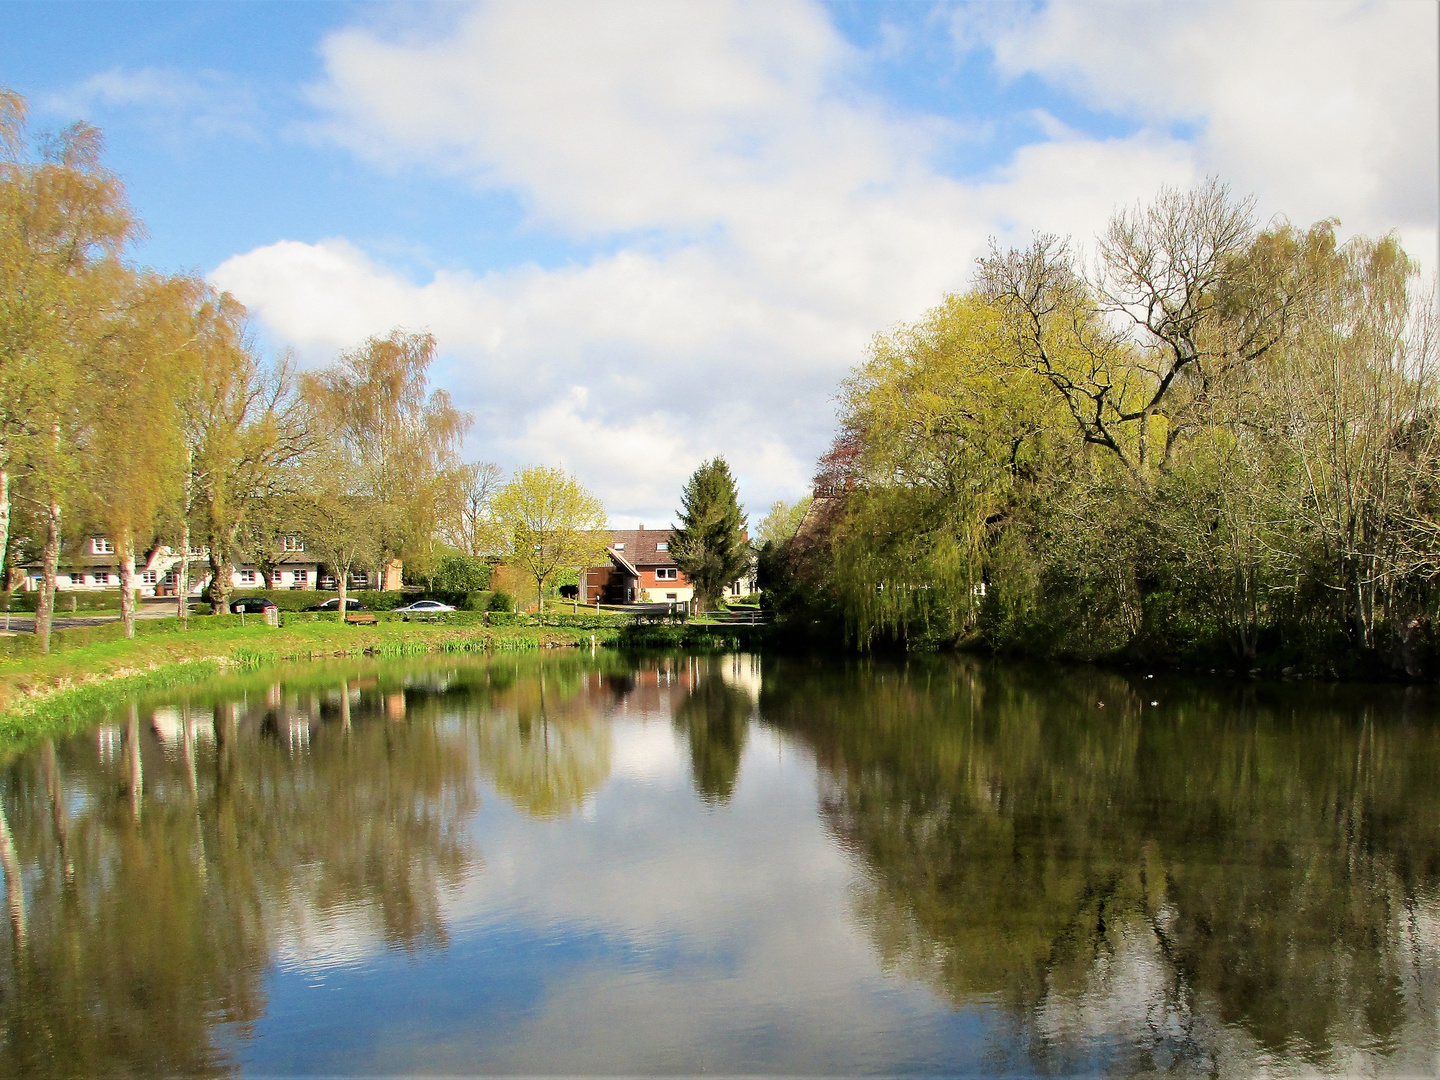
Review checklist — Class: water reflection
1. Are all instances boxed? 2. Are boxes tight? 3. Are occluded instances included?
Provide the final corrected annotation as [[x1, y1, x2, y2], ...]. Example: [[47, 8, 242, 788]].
[[762, 658, 1440, 1075], [0, 652, 1435, 1075]]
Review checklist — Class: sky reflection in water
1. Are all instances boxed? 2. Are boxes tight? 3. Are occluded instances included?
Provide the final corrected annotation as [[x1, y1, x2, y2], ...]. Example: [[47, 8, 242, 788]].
[[1, 653, 1438, 1076]]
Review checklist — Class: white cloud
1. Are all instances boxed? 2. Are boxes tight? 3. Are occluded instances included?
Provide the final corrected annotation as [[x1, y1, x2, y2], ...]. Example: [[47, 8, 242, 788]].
[[212, 0, 1436, 523], [45, 66, 264, 143], [956, 0, 1439, 257]]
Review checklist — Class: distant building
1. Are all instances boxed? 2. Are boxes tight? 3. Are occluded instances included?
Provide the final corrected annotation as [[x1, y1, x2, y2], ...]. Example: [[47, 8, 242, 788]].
[[22, 536, 401, 594], [580, 529, 753, 607]]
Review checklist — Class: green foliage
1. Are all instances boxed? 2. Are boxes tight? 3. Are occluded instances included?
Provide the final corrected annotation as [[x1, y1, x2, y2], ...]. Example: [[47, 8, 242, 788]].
[[772, 183, 1440, 677], [670, 457, 751, 611], [755, 498, 810, 545], [425, 553, 492, 593], [492, 465, 608, 613], [487, 590, 514, 612]]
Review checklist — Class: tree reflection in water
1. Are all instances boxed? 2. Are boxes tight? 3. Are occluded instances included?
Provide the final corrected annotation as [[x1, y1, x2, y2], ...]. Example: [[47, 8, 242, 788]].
[[0, 656, 615, 1076], [760, 656, 1440, 1074], [0, 652, 1436, 1075], [673, 656, 753, 805]]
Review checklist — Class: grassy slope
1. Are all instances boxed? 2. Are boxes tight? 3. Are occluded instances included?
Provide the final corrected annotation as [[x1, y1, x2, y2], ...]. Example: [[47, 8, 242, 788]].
[[0, 620, 616, 744]]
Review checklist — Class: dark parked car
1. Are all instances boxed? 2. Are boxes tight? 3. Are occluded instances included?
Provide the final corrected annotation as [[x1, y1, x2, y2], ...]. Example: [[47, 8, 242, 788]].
[[230, 597, 278, 614], [304, 597, 366, 612]]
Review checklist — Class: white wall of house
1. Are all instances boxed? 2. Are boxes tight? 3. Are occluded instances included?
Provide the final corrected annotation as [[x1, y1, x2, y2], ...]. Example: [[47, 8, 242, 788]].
[[24, 535, 389, 594]]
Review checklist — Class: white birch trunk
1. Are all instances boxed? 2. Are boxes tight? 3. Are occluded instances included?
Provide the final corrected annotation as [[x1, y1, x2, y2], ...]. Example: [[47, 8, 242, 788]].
[[119, 530, 137, 639]]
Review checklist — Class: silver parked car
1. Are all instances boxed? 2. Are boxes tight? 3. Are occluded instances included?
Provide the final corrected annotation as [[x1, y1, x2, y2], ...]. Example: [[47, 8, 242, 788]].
[[393, 599, 457, 614]]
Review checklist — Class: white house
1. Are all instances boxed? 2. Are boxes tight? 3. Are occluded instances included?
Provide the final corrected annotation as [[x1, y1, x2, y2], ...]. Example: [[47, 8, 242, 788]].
[[23, 536, 399, 595]]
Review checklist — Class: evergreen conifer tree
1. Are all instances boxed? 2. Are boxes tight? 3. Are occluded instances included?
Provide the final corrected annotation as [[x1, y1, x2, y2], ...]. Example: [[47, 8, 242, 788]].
[[670, 457, 750, 611]]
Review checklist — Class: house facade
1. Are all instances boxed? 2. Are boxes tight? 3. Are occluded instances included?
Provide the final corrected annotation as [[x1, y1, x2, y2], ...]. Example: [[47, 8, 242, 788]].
[[580, 529, 754, 607], [23, 536, 401, 595]]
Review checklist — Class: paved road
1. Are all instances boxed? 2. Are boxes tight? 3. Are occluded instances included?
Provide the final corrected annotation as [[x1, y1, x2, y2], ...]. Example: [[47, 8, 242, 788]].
[[0, 599, 191, 635]]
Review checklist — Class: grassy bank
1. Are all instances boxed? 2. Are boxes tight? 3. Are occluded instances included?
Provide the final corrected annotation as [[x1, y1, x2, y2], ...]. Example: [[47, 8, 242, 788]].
[[0, 619, 620, 744]]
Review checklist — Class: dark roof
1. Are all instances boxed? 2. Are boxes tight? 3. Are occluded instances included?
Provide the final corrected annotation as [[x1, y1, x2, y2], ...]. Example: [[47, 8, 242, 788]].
[[604, 529, 676, 567]]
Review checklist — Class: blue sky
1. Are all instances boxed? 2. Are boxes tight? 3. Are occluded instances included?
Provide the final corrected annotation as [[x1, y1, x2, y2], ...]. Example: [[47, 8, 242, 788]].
[[3, 1, 1436, 525]]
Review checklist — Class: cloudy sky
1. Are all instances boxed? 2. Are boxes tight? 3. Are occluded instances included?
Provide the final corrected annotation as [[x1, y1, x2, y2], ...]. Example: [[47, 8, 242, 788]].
[[3, 1, 1436, 526]]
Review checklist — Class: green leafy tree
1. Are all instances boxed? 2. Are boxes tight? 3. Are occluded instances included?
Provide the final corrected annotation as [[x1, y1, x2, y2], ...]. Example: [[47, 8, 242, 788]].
[[300, 330, 470, 583], [0, 90, 138, 650], [670, 457, 751, 611], [492, 466, 608, 613], [755, 497, 811, 546], [427, 552, 491, 594]]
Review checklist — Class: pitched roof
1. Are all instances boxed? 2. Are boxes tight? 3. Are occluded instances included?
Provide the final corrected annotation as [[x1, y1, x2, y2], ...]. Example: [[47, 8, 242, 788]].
[[603, 529, 677, 567]]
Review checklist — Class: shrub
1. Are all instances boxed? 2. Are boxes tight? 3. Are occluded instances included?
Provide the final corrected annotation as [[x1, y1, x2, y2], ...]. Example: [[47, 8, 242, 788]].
[[0, 590, 136, 613], [427, 554, 493, 593], [487, 591, 514, 612]]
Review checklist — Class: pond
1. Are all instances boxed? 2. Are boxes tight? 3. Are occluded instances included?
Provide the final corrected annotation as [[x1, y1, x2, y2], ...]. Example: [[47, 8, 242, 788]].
[[1, 652, 1437, 1076]]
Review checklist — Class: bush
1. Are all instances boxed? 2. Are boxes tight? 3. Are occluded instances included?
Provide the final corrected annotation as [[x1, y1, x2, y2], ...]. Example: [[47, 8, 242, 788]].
[[427, 554, 493, 594], [0, 590, 135, 613], [487, 591, 514, 612], [223, 589, 411, 612]]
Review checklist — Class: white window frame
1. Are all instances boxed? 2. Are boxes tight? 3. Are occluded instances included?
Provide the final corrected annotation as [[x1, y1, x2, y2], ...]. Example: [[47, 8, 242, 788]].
[[140, 570, 157, 586], [94, 572, 109, 586], [655, 542, 668, 551], [281, 536, 305, 553], [293, 569, 308, 584], [238, 569, 257, 584], [91, 537, 113, 554], [613, 543, 625, 551], [656, 567, 678, 581]]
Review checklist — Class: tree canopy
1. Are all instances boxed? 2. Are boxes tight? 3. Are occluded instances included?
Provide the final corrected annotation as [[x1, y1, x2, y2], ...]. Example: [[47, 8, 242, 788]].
[[670, 457, 751, 611]]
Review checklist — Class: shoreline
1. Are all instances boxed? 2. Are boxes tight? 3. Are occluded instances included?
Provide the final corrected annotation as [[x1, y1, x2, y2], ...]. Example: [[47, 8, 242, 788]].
[[0, 621, 617, 749]]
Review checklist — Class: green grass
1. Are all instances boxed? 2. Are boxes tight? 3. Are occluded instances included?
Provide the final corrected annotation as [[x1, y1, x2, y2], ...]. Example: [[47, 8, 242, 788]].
[[0, 618, 620, 746]]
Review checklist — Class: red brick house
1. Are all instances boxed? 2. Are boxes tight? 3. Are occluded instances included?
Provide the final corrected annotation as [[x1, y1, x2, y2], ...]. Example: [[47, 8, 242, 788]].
[[582, 530, 693, 606]]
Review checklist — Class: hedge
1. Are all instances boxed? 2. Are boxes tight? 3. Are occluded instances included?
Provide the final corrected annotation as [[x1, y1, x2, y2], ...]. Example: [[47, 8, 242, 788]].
[[0, 612, 259, 658]]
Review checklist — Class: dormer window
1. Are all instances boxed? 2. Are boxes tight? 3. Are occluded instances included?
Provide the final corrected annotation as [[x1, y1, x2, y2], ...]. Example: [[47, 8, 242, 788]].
[[656, 542, 668, 551], [613, 543, 625, 551], [91, 537, 113, 555], [281, 536, 305, 552]]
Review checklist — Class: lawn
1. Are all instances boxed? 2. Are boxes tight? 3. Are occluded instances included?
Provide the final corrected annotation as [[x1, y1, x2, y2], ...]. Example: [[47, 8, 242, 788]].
[[0, 618, 618, 746]]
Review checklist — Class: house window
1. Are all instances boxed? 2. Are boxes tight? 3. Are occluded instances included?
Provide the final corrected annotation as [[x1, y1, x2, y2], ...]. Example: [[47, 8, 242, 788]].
[[272, 572, 285, 587], [187, 545, 205, 557], [281, 536, 304, 552], [293, 569, 308, 584], [666, 593, 677, 601], [141, 571, 157, 586], [656, 542, 667, 551], [655, 567, 677, 581], [70, 573, 84, 585], [94, 572, 109, 586], [319, 574, 336, 590], [91, 537, 113, 554], [613, 543, 624, 551], [238, 569, 257, 584]]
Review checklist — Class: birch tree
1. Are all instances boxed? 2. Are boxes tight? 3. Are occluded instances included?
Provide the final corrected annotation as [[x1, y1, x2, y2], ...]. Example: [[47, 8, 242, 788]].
[[0, 90, 138, 650]]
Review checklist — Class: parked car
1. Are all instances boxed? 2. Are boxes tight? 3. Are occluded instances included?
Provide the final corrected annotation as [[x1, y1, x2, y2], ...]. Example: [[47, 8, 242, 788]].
[[230, 597, 277, 614], [304, 597, 366, 612], [393, 600, 456, 614]]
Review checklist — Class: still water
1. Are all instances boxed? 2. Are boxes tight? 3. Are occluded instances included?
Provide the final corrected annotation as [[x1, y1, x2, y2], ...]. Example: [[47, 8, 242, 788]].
[[1, 652, 1438, 1076]]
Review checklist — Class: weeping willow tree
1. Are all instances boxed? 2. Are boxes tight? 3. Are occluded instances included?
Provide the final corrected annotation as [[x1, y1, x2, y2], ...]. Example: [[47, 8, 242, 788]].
[[824, 293, 1070, 647]]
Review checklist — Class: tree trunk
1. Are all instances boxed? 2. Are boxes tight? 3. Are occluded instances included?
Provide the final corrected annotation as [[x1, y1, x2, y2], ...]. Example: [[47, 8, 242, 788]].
[[35, 499, 61, 654], [337, 564, 349, 624], [176, 518, 190, 619], [177, 447, 193, 619], [205, 541, 231, 615], [0, 467, 10, 594], [535, 573, 544, 614], [119, 530, 137, 639]]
